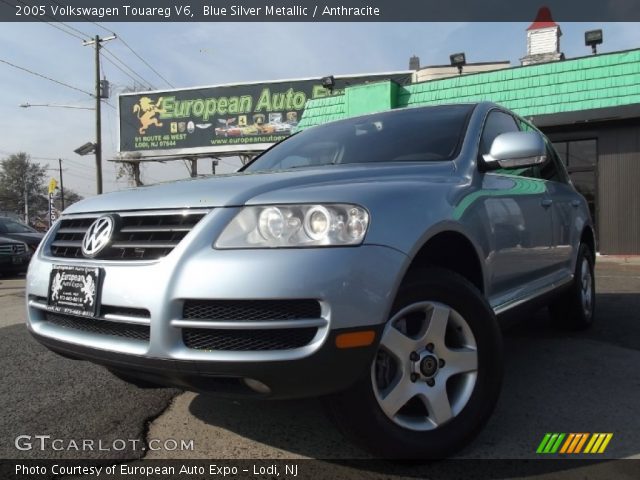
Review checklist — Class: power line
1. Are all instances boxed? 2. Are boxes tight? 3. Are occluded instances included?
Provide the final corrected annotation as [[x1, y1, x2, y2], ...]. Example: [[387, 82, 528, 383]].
[[1, 0, 87, 42], [43, 0, 173, 88], [0, 58, 94, 97], [101, 47, 156, 89], [42, 21, 86, 41], [58, 21, 92, 40], [86, 20, 114, 36], [100, 53, 144, 89], [47, 0, 114, 35], [118, 37, 175, 88]]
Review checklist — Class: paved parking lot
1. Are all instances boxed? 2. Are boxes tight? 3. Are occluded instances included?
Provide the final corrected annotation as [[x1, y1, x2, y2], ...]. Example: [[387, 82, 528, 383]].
[[1, 258, 639, 478]]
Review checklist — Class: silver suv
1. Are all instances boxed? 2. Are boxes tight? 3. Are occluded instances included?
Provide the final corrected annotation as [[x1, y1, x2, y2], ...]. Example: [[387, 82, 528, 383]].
[[26, 103, 595, 459]]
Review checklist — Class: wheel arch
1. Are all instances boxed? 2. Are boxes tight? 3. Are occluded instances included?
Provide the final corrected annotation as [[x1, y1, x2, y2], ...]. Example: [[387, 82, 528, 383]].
[[581, 226, 596, 262], [403, 228, 486, 295]]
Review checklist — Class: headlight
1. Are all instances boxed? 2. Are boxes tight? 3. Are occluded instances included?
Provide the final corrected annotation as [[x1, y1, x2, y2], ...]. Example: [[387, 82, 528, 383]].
[[215, 204, 370, 248]]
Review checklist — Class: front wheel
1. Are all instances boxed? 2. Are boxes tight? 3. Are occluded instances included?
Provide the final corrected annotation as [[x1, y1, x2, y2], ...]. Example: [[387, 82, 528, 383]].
[[325, 268, 503, 459]]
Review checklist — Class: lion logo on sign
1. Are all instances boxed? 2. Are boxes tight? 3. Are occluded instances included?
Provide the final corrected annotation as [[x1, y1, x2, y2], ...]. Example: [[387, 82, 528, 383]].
[[133, 97, 164, 135], [50, 272, 63, 301], [81, 274, 95, 306]]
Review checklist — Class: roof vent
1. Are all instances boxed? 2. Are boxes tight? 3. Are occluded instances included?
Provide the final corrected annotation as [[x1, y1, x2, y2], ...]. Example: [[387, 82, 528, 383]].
[[409, 55, 420, 70], [520, 6, 564, 65]]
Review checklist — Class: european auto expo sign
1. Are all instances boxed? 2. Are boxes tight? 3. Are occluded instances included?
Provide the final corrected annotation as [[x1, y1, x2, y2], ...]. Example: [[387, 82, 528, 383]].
[[118, 72, 411, 157]]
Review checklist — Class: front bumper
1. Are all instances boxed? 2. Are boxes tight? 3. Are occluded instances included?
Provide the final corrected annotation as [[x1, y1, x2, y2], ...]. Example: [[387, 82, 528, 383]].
[[29, 326, 382, 398], [0, 253, 30, 272], [26, 209, 407, 398]]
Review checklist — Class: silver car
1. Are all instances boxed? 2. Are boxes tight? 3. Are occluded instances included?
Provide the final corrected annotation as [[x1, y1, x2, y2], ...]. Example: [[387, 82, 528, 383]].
[[26, 102, 595, 459]]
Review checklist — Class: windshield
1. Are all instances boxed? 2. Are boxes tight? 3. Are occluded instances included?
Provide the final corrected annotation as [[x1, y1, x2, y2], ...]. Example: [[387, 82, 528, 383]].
[[0, 218, 36, 233], [245, 104, 473, 172]]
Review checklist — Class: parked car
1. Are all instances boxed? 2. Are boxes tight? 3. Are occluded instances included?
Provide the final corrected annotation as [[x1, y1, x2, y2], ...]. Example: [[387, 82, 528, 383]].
[[0, 216, 44, 253], [0, 236, 30, 275], [25, 103, 595, 459], [240, 124, 260, 136]]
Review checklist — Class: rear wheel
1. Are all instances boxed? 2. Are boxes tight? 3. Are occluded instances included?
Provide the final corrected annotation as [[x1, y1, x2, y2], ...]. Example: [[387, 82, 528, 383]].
[[549, 243, 595, 330], [325, 268, 503, 459]]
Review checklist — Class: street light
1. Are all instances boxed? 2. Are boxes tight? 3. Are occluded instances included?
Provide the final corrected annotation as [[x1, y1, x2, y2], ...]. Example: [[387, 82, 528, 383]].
[[585, 29, 603, 55], [20, 103, 95, 110], [321, 75, 336, 93], [450, 52, 466, 75], [74, 142, 97, 156]]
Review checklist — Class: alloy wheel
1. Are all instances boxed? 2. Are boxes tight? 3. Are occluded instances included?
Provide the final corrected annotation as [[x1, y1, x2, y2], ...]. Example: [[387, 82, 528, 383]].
[[371, 301, 478, 431]]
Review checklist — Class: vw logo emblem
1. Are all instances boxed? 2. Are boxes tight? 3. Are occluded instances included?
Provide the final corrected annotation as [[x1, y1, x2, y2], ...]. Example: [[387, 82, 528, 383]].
[[81, 215, 117, 257]]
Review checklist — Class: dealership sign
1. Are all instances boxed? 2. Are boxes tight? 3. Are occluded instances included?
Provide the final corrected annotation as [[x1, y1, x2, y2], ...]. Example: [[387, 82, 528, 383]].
[[118, 72, 411, 157]]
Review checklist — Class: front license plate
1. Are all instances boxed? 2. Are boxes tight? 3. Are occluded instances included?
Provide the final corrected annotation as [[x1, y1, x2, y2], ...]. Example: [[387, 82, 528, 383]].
[[48, 265, 101, 317], [12, 256, 24, 265]]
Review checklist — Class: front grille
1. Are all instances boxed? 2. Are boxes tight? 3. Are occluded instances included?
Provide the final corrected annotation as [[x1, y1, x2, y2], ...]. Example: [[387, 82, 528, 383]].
[[0, 243, 26, 255], [45, 312, 150, 341], [50, 210, 209, 260], [182, 327, 317, 351], [183, 300, 321, 321]]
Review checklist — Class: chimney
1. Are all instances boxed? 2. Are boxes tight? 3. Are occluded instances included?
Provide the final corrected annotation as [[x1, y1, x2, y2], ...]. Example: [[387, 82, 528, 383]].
[[520, 7, 564, 66], [409, 55, 420, 70]]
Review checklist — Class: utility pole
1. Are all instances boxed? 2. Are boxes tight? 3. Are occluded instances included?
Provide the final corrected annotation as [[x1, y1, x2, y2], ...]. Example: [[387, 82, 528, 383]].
[[24, 156, 29, 225], [58, 158, 65, 210], [83, 34, 116, 195]]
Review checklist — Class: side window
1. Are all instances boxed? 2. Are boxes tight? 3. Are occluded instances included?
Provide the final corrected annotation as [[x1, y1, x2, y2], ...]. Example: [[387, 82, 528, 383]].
[[540, 141, 568, 183], [479, 111, 520, 158], [514, 118, 566, 183]]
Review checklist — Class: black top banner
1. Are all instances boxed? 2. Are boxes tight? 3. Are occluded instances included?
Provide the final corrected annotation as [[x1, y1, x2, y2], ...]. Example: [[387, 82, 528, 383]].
[[118, 73, 412, 157], [1, 0, 640, 22]]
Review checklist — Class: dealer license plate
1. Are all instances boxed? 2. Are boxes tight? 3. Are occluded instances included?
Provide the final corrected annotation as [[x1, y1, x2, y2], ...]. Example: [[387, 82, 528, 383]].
[[47, 265, 101, 317]]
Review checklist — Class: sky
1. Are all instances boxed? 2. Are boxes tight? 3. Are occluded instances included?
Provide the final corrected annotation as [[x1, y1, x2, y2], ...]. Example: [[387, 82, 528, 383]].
[[0, 21, 639, 200]]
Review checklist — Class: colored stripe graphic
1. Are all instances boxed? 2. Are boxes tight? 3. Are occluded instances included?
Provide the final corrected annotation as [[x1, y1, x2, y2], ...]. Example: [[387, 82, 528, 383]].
[[585, 433, 614, 454], [559, 433, 575, 454], [536, 433, 552, 453], [567, 433, 584, 453], [597, 434, 613, 453], [536, 433, 565, 454], [538, 433, 613, 454], [584, 434, 599, 453], [574, 433, 589, 453]]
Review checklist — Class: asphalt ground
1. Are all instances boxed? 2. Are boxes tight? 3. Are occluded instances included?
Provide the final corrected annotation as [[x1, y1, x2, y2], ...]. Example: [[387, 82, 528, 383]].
[[1, 258, 639, 479]]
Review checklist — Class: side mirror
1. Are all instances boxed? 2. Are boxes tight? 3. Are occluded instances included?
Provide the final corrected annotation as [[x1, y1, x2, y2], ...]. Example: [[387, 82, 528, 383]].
[[483, 131, 546, 170]]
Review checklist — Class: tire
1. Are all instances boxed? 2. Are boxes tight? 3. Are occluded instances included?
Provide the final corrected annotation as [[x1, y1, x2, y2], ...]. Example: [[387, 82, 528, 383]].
[[549, 243, 595, 330], [325, 267, 503, 459]]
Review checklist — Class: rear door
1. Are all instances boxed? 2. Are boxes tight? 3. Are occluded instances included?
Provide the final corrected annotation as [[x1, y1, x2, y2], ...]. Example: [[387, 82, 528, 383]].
[[518, 120, 578, 274]]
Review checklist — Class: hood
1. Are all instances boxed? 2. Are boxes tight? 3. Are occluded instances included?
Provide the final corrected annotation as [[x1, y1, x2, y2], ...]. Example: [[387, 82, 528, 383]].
[[2, 232, 43, 246], [64, 163, 456, 214], [0, 235, 24, 245]]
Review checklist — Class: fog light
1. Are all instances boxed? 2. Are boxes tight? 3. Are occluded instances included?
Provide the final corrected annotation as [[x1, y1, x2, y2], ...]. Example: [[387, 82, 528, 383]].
[[244, 378, 271, 394]]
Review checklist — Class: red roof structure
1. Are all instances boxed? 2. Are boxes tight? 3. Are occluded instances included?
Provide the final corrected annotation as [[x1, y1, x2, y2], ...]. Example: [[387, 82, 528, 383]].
[[527, 6, 558, 30]]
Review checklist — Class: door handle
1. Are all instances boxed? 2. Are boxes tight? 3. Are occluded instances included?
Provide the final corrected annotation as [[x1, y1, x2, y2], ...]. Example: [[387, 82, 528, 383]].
[[571, 200, 581, 208], [541, 199, 553, 208]]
